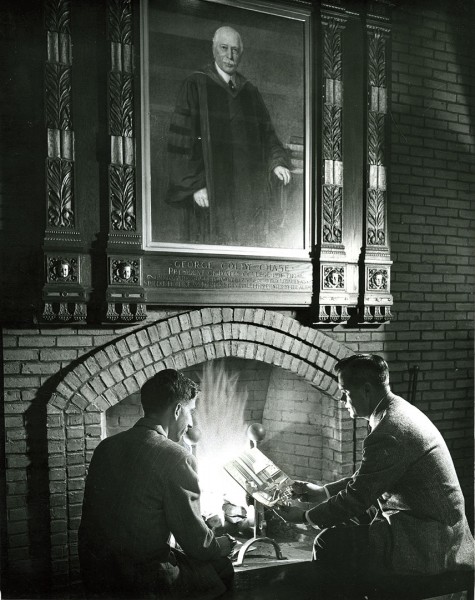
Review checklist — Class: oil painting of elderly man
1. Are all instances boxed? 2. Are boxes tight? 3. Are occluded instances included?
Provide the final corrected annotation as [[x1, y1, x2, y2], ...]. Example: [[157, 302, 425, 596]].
[[146, 0, 306, 252]]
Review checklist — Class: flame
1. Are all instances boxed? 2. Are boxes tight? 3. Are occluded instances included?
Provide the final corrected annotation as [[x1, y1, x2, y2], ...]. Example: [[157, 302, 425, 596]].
[[194, 361, 249, 518]]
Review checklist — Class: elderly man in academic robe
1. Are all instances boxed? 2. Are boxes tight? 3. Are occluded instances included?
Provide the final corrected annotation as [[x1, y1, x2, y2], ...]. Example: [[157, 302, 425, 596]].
[[166, 26, 291, 247]]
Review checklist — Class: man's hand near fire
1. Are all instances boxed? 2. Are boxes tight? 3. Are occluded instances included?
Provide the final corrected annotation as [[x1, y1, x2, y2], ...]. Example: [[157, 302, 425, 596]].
[[291, 481, 328, 505], [274, 481, 330, 525]]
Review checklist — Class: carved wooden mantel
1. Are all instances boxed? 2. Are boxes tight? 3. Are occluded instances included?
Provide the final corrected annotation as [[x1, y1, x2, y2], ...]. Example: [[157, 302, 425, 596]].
[[41, 0, 393, 325]]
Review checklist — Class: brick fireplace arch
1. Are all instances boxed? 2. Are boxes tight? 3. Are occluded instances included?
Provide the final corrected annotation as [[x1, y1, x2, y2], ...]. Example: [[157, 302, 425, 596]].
[[46, 308, 352, 587]]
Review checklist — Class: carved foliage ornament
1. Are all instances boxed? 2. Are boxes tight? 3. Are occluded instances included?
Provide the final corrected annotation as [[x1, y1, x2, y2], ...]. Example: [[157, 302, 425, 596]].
[[318, 304, 350, 323], [108, 0, 132, 45], [367, 189, 386, 245], [323, 105, 342, 161], [322, 186, 342, 244], [368, 112, 385, 165], [47, 158, 74, 228], [110, 164, 136, 230], [323, 20, 343, 80], [106, 302, 146, 322], [368, 32, 386, 88], [45, 63, 72, 131], [109, 72, 134, 137], [44, 0, 71, 33], [321, 16, 344, 251]]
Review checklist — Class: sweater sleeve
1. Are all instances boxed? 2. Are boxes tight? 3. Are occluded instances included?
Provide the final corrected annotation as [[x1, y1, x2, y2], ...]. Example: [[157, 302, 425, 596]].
[[307, 432, 406, 528], [325, 477, 352, 497], [163, 453, 221, 561]]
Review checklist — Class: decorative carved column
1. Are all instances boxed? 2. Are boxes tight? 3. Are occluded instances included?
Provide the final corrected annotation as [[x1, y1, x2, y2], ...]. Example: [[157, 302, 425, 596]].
[[360, 3, 393, 323], [316, 5, 352, 324], [42, 0, 90, 322], [105, 0, 146, 322]]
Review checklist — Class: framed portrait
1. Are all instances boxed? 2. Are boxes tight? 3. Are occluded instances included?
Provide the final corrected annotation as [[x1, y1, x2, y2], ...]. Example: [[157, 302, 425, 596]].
[[139, 0, 313, 305]]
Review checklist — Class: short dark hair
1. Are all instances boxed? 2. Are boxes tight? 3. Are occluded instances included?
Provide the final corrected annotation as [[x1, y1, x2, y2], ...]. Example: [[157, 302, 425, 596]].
[[141, 369, 199, 415], [335, 354, 389, 387]]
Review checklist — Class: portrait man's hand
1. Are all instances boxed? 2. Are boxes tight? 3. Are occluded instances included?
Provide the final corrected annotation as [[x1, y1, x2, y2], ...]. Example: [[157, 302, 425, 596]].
[[193, 187, 209, 208], [292, 481, 328, 505], [273, 166, 291, 185]]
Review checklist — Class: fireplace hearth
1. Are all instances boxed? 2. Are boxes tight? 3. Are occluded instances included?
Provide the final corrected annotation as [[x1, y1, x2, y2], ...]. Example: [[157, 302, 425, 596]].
[[44, 308, 362, 589]]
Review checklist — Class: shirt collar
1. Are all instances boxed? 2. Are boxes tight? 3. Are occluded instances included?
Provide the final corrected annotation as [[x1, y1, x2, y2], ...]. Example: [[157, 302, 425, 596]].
[[215, 62, 233, 85], [369, 391, 391, 431], [134, 417, 167, 437]]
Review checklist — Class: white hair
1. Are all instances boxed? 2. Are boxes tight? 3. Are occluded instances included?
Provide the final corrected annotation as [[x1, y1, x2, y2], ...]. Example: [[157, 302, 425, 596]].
[[212, 26, 243, 51]]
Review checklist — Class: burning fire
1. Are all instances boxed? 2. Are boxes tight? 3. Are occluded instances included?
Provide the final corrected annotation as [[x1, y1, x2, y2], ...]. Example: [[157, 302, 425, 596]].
[[192, 361, 249, 520]]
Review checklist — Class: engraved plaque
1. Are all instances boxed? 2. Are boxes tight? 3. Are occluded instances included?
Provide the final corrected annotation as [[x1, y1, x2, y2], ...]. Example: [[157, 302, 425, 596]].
[[143, 255, 313, 306]]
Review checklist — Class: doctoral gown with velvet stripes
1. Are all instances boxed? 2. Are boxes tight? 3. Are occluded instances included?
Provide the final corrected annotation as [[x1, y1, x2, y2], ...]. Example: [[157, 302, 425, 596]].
[[166, 64, 290, 247]]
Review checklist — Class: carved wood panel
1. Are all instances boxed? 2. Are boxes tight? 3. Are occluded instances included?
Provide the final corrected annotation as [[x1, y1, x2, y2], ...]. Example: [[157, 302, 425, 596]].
[[42, 0, 90, 322], [105, 0, 146, 322], [38, 0, 393, 327], [360, 12, 393, 323], [316, 8, 352, 324]]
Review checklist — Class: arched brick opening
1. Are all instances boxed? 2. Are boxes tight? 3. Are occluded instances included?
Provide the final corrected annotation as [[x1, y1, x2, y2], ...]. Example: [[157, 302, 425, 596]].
[[46, 308, 352, 587]]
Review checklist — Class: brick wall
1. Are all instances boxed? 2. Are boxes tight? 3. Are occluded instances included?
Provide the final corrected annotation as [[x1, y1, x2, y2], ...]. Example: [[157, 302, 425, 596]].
[[3, 309, 348, 593], [261, 368, 364, 483], [2, 1, 473, 596], [107, 358, 272, 438], [106, 356, 359, 500], [327, 1, 474, 512]]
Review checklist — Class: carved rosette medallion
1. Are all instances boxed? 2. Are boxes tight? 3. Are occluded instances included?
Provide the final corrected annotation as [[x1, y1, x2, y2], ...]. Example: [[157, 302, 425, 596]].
[[42, 0, 90, 322], [318, 263, 350, 323], [106, 256, 147, 322], [316, 10, 351, 325], [47, 256, 78, 283], [360, 14, 393, 324], [105, 0, 146, 322], [109, 258, 140, 284], [43, 253, 88, 322], [367, 267, 389, 291]]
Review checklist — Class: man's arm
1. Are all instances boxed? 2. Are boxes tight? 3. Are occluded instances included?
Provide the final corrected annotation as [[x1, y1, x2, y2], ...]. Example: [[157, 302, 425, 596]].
[[278, 433, 405, 527], [325, 477, 352, 497], [276, 478, 350, 525], [307, 432, 406, 528], [164, 453, 222, 561]]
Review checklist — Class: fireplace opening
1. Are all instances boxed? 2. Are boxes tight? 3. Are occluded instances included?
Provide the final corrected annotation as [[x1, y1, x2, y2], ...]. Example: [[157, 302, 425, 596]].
[[45, 310, 359, 585], [104, 357, 355, 563]]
